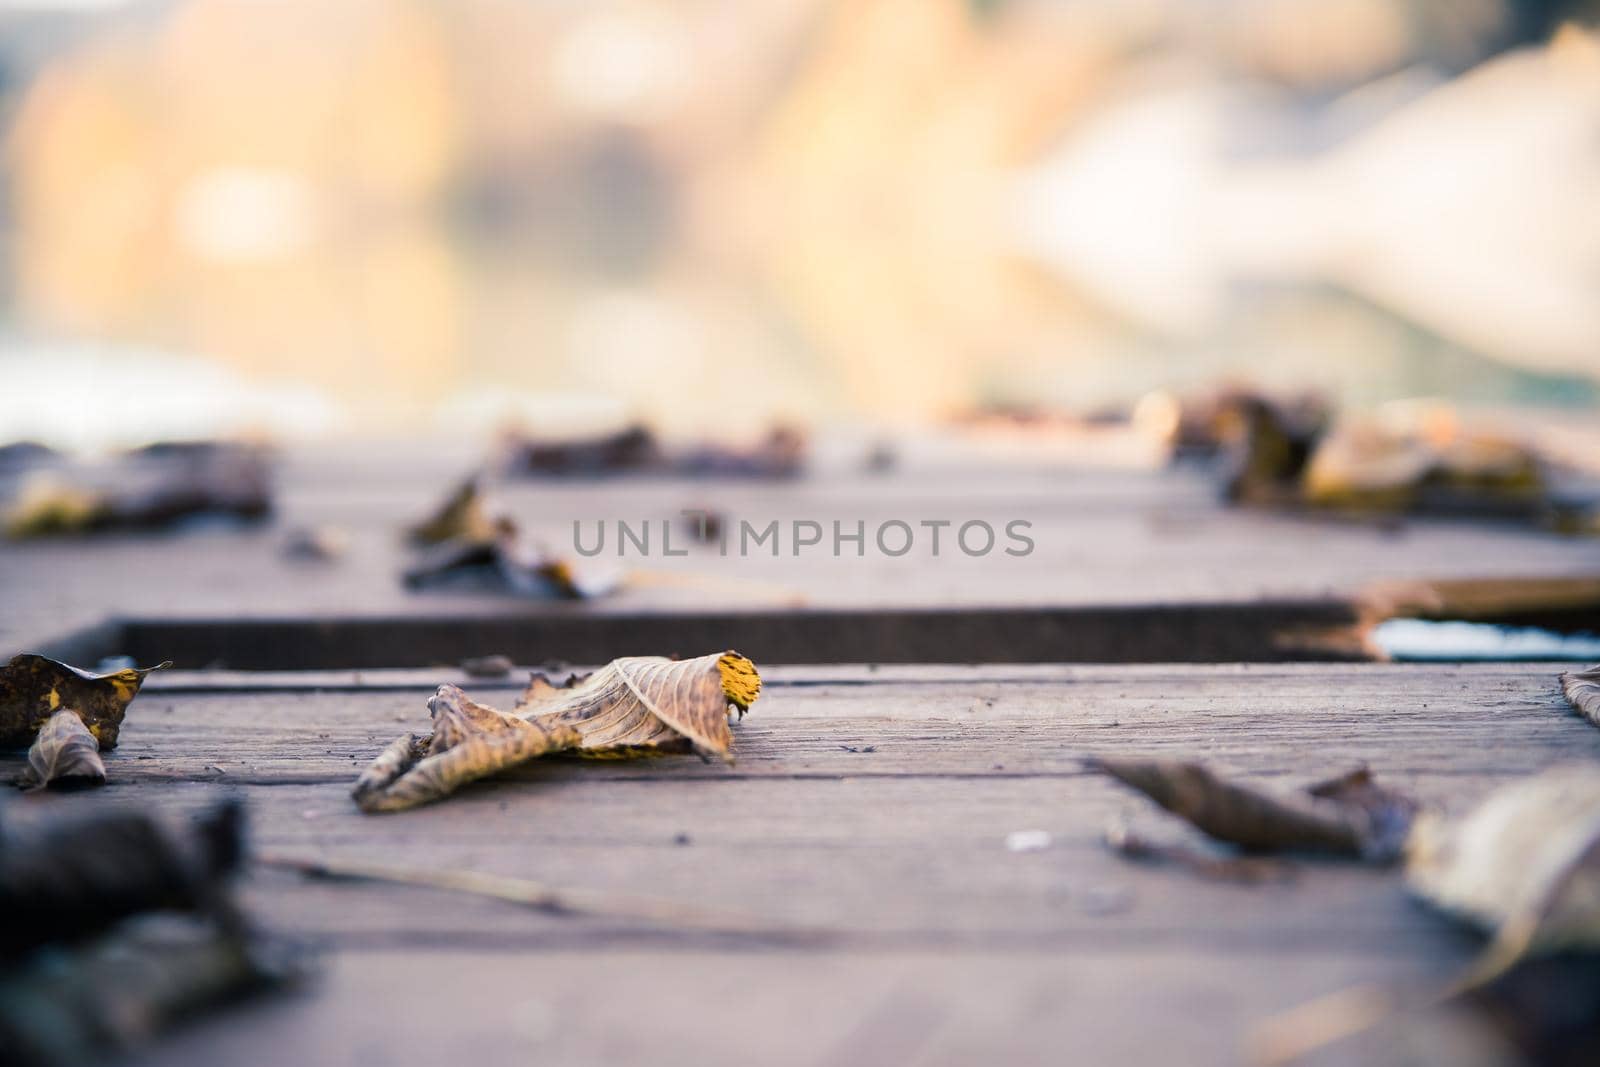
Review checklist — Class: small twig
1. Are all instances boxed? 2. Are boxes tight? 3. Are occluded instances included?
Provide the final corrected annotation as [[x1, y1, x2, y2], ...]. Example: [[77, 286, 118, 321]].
[[257, 852, 830, 943]]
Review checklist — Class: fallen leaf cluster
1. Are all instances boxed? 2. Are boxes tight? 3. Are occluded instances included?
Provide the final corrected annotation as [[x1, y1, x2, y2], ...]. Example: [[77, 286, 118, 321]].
[[3, 441, 273, 540], [1184, 391, 1573, 525], [1, 654, 169, 790]]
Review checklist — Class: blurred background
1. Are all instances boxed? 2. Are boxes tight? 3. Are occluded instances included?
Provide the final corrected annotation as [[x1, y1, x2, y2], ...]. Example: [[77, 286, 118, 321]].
[[1, 0, 1598, 451]]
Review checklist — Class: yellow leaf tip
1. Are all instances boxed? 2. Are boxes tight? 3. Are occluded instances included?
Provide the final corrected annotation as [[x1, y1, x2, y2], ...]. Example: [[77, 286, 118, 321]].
[[717, 651, 761, 712]]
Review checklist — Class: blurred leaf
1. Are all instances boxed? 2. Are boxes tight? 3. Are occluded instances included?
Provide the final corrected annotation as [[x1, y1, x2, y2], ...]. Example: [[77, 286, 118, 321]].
[[17, 709, 106, 791], [1091, 758, 1417, 862], [402, 515, 619, 599], [3, 443, 271, 539], [497, 424, 805, 480], [1408, 765, 1600, 976], [406, 476, 494, 547], [353, 650, 760, 812], [0, 654, 169, 750], [1302, 421, 1545, 517], [0, 800, 243, 959], [0, 800, 295, 1066]]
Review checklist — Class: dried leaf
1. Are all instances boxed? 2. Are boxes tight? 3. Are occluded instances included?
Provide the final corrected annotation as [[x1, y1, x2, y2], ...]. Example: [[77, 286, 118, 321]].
[[17, 709, 106, 791], [1302, 416, 1545, 517], [675, 425, 806, 479], [1258, 766, 1600, 1063], [402, 516, 620, 599], [0, 654, 170, 750], [499, 424, 662, 476], [1407, 765, 1600, 975], [353, 651, 760, 812], [1561, 664, 1600, 727], [498, 423, 806, 480], [520, 651, 760, 755], [1215, 392, 1328, 505], [406, 476, 495, 546], [3, 442, 271, 539], [1090, 758, 1417, 862]]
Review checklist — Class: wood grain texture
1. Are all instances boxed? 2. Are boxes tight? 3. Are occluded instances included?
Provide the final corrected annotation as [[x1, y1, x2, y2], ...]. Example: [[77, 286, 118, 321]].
[[0, 663, 1590, 1064]]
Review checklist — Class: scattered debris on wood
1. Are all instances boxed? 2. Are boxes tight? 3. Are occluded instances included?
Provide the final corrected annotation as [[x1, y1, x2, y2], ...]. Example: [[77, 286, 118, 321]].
[[496, 423, 806, 479], [459, 654, 515, 678], [679, 506, 726, 544], [1091, 758, 1417, 862], [281, 524, 349, 562], [0, 654, 169, 751], [352, 650, 760, 812], [498, 424, 662, 476], [2, 442, 273, 539]]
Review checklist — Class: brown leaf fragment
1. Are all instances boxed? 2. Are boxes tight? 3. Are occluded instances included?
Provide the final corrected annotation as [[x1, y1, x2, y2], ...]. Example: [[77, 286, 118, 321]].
[[497, 423, 806, 480], [18, 709, 106, 791], [353, 651, 760, 812], [0, 654, 171, 750], [675, 424, 807, 479], [351, 691, 581, 814], [499, 424, 662, 476], [406, 476, 495, 546], [1089, 757, 1417, 862], [1561, 664, 1600, 727]]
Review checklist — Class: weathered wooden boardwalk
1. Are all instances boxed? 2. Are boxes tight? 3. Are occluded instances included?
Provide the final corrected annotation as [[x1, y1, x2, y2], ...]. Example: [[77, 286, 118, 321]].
[[3, 447, 1599, 1064], [1, 663, 1594, 1064]]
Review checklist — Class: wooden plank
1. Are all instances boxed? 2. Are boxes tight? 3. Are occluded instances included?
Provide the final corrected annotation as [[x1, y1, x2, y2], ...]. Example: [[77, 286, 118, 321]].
[[6, 455, 1598, 660], [10, 662, 1584, 786], [6, 662, 1581, 1065], [123, 946, 1453, 1067]]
